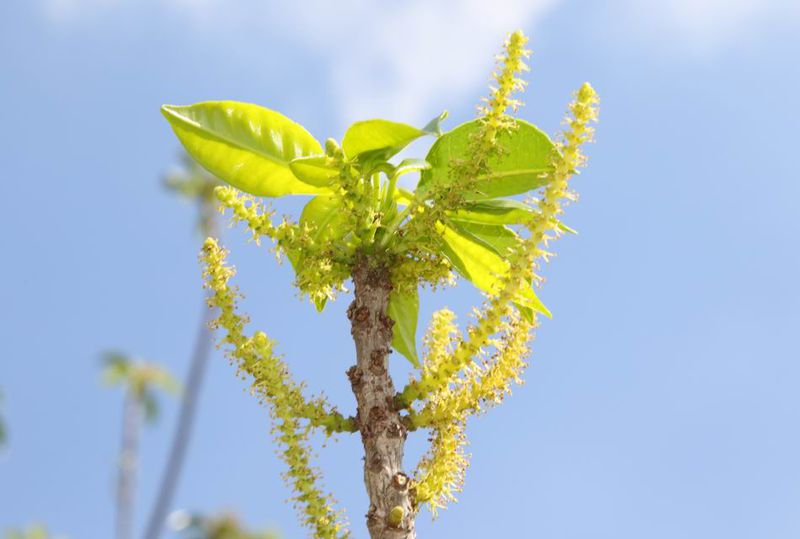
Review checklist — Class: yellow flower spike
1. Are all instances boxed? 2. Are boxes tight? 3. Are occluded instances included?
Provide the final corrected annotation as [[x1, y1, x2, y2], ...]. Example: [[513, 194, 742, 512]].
[[420, 309, 460, 379], [200, 238, 351, 538], [214, 186, 277, 243], [415, 312, 535, 427], [398, 273, 522, 405], [397, 30, 532, 253], [400, 83, 599, 411], [413, 419, 469, 516], [528, 82, 599, 250], [215, 186, 351, 307]]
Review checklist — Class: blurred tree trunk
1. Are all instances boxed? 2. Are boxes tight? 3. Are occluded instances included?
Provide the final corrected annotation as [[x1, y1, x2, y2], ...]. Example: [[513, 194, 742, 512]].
[[117, 391, 141, 539]]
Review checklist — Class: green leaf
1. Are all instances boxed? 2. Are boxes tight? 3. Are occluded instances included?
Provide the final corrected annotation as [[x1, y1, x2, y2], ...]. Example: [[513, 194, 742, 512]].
[[452, 199, 577, 236], [392, 158, 431, 180], [387, 287, 420, 367], [437, 222, 508, 295], [422, 110, 449, 136], [437, 223, 551, 318], [289, 155, 341, 187], [450, 221, 519, 258], [298, 195, 346, 312], [450, 222, 550, 319], [393, 188, 414, 206], [342, 119, 428, 162], [161, 101, 329, 197], [449, 198, 536, 225], [419, 119, 556, 200], [300, 195, 346, 243]]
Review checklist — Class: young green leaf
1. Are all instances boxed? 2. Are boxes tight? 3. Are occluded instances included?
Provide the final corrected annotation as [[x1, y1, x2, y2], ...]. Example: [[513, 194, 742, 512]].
[[452, 199, 577, 238], [342, 118, 436, 162], [437, 223, 550, 318], [449, 198, 536, 225], [393, 159, 431, 179], [300, 195, 346, 243], [437, 222, 508, 295], [422, 110, 449, 136], [161, 101, 329, 197], [449, 221, 519, 258], [419, 119, 556, 199], [289, 155, 341, 187], [393, 188, 414, 206], [297, 195, 347, 312], [387, 287, 420, 367]]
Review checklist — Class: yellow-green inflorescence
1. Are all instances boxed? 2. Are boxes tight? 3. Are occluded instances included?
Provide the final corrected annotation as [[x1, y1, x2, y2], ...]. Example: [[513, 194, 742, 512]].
[[405, 70, 599, 514], [397, 30, 531, 258], [397, 30, 535, 407], [201, 238, 352, 538], [214, 186, 351, 308], [191, 28, 598, 530]]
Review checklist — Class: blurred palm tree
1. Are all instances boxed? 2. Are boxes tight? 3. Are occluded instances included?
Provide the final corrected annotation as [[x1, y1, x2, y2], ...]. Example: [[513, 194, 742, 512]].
[[162, 154, 222, 237], [143, 155, 222, 539], [102, 352, 178, 539]]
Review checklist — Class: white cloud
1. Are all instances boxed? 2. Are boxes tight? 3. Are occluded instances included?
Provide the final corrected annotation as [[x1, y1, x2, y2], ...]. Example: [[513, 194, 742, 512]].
[[283, 0, 562, 124], [616, 0, 800, 55], [40, 0, 560, 126], [44, 0, 798, 123]]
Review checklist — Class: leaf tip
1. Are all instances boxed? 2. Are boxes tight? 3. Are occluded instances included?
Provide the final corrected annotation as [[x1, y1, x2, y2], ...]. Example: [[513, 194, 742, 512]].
[[160, 104, 182, 124]]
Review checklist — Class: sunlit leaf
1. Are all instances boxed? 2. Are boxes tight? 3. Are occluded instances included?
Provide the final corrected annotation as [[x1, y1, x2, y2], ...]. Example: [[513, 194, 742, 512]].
[[298, 195, 347, 312], [449, 198, 535, 225], [300, 195, 346, 243], [450, 221, 519, 258], [387, 287, 420, 367], [437, 222, 506, 294], [162, 101, 329, 197], [342, 119, 432, 162], [419, 119, 556, 199], [437, 223, 550, 318], [393, 159, 431, 180], [422, 110, 449, 136], [393, 188, 414, 206], [289, 155, 341, 187]]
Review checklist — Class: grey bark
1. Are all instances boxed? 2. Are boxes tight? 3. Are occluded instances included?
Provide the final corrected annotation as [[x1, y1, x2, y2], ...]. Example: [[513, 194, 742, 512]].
[[347, 261, 416, 539]]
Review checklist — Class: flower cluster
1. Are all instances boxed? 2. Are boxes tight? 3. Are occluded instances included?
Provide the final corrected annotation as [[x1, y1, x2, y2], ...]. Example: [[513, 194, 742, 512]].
[[185, 28, 599, 533], [403, 78, 599, 514], [529, 82, 599, 251], [399, 30, 531, 257], [413, 419, 468, 516], [214, 186, 351, 308], [200, 238, 352, 538]]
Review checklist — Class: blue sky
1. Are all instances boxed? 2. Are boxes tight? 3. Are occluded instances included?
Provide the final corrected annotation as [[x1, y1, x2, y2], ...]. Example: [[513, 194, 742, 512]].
[[1, 0, 799, 537]]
